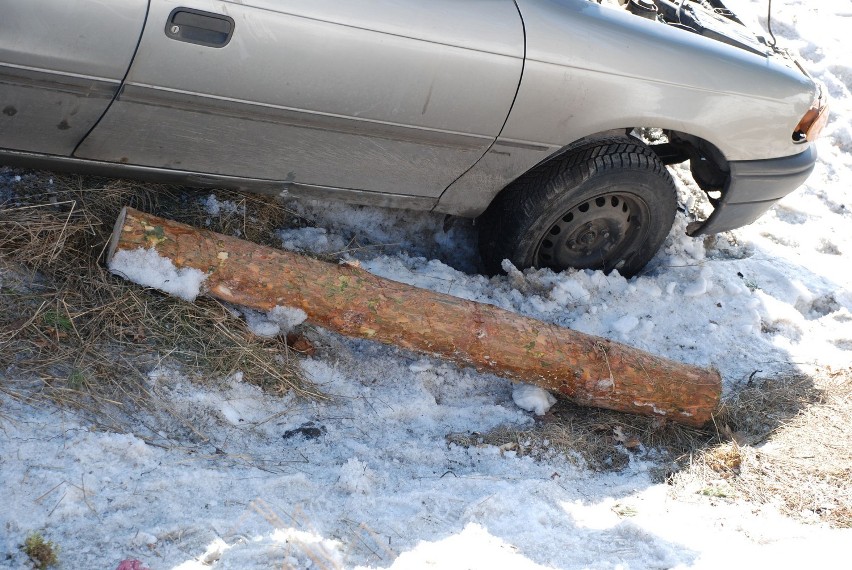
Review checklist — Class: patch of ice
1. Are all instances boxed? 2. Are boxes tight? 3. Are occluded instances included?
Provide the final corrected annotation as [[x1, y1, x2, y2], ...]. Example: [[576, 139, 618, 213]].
[[409, 360, 434, 373], [219, 402, 244, 425], [549, 277, 591, 305], [269, 305, 308, 330], [242, 309, 281, 337], [109, 247, 207, 301], [173, 538, 231, 569], [132, 532, 158, 547], [634, 278, 663, 298]]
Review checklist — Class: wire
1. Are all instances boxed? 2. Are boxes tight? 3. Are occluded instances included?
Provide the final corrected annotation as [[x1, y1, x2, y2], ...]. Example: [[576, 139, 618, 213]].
[[767, 0, 778, 47]]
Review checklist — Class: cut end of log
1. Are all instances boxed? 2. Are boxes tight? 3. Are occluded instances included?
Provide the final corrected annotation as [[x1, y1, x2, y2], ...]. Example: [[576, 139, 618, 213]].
[[106, 205, 129, 265]]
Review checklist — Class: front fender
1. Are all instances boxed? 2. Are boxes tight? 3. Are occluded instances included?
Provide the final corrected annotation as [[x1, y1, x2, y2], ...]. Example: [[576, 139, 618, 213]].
[[506, 0, 816, 162]]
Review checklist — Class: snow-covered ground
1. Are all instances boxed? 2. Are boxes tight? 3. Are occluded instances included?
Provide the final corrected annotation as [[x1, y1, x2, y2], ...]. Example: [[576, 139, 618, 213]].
[[2, 1, 852, 568]]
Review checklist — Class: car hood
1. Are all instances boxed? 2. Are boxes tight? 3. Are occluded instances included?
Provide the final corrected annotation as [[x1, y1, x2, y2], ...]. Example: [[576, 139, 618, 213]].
[[597, 0, 774, 57]]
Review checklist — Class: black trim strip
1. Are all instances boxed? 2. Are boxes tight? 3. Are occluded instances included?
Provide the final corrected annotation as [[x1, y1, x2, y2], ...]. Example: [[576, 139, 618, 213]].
[[0, 148, 281, 191], [0, 63, 117, 98], [0, 148, 439, 211]]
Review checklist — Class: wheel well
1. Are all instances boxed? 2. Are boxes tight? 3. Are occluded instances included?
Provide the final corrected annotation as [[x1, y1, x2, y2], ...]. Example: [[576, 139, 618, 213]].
[[660, 130, 730, 194], [530, 128, 730, 194], [468, 128, 730, 226], [528, 127, 731, 208]]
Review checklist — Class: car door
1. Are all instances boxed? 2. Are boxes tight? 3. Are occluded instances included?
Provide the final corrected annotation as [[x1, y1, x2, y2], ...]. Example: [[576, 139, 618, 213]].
[[0, 0, 149, 155], [74, 0, 524, 199]]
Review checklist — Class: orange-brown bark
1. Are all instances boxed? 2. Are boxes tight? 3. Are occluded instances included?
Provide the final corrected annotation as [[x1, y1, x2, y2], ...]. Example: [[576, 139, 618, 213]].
[[109, 207, 721, 426]]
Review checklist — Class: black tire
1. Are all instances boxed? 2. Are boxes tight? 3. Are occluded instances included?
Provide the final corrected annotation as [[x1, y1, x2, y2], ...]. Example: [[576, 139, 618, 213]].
[[478, 137, 677, 278]]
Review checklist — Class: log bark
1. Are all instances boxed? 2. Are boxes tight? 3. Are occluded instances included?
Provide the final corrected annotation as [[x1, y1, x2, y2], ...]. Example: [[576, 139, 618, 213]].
[[108, 207, 721, 426]]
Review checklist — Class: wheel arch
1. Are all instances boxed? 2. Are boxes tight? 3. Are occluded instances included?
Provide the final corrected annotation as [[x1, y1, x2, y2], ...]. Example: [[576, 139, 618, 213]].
[[435, 126, 730, 219], [523, 127, 732, 192], [476, 133, 679, 276]]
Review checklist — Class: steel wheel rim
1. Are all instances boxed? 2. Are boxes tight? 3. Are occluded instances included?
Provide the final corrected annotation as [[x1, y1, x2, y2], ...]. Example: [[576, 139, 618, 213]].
[[535, 192, 651, 273]]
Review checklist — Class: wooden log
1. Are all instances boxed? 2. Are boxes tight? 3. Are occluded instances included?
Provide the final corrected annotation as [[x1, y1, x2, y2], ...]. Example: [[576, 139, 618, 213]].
[[108, 207, 721, 426]]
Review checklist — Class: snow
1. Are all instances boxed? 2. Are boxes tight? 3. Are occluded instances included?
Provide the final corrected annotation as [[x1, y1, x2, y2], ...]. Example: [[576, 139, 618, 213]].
[[3, 1, 852, 568], [611, 314, 640, 334], [278, 226, 348, 256], [109, 247, 208, 302], [512, 384, 558, 415], [203, 194, 242, 218], [240, 305, 308, 338]]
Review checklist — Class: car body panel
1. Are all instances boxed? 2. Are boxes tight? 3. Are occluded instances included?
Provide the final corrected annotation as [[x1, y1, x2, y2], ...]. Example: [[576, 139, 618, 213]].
[[435, 0, 817, 216], [0, 0, 821, 246], [0, 0, 148, 155], [434, 138, 561, 216], [74, 0, 524, 197], [503, 0, 813, 161]]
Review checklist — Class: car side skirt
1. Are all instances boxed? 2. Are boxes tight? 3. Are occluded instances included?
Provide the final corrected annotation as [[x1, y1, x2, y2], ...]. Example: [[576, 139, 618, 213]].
[[0, 64, 119, 155], [0, 149, 438, 211]]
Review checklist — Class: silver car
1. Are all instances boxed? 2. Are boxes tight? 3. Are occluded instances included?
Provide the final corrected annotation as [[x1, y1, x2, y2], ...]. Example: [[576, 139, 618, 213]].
[[0, 0, 828, 276]]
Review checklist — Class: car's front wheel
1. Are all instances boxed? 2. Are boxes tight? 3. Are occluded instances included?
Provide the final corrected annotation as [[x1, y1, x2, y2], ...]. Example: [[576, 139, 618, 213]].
[[479, 137, 677, 278]]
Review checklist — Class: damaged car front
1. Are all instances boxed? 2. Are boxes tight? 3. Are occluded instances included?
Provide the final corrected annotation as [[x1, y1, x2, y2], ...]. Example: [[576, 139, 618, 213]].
[[605, 0, 829, 235], [473, 0, 828, 274], [589, 0, 826, 235]]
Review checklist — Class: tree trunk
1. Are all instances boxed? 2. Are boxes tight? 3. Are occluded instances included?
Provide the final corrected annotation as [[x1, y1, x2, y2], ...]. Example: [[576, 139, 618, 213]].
[[108, 207, 721, 426]]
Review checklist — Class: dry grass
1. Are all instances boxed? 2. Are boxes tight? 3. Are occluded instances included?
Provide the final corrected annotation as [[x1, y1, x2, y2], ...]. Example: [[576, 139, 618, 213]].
[[675, 369, 852, 528], [449, 398, 713, 473], [450, 369, 852, 528], [0, 170, 321, 429]]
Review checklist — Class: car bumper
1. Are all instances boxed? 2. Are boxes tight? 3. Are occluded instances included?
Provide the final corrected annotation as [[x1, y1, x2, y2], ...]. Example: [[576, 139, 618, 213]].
[[688, 145, 817, 236]]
